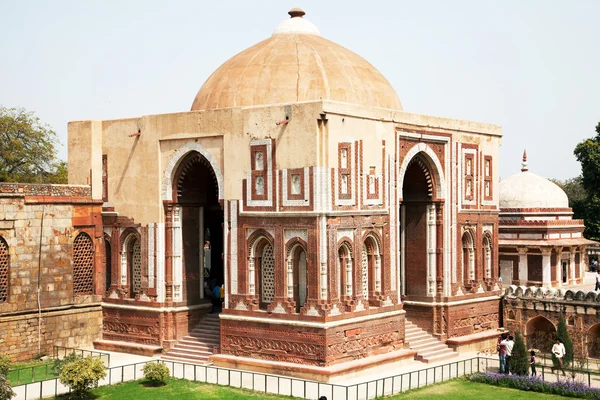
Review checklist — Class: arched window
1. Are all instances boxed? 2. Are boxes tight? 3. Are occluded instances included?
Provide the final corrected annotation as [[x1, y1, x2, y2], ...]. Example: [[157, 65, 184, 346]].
[[287, 243, 307, 313], [105, 238, 112, 292], [462, 230, 475, 283], [122, 233, 141, 299], [363, 235, 382, 300], [73, 233, 94, 295], [0, 237, 9, 302], [338, 243, 353, 298], [249, 236, 274, 311], [482, 233, 492, 280]]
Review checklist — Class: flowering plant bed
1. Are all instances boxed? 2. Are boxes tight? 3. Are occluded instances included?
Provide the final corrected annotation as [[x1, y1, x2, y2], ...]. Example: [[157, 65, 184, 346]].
[[469, 372, 600, 399]]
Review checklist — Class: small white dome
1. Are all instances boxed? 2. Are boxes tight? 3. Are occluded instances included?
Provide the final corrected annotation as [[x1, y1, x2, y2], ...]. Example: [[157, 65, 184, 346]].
[[272, 8, 321, 36], [499, 171, 568, 209]]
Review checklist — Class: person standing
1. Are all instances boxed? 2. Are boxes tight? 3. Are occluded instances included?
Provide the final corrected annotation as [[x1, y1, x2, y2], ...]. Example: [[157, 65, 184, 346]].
[[497, 333, 508, 373], [595, 269, 600, 292], [530, 350, 537, 377], [501, 335, 514, 373], [552, 339, 566, 376]]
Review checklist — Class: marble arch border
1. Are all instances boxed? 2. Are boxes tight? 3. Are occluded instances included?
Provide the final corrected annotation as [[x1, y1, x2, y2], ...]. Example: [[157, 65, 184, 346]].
[[398, 142, 446, 199], [161, 141, 224, 201]]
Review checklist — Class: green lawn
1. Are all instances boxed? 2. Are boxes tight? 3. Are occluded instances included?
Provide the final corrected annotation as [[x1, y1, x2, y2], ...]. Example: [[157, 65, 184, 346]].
[[52, 377, 578, 400], [387, 379, 575, 399], [59, 378, 303, 399], [8, 360, 58, 385]]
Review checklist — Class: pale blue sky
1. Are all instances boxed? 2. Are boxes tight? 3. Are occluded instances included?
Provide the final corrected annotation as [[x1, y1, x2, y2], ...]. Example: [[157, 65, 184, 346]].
[[1, 0, 599, 180]]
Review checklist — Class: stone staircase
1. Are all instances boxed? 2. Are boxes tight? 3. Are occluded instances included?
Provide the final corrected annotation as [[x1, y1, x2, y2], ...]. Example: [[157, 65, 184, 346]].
[[162, 313, 220, 364], [405, 320, 458, 363]]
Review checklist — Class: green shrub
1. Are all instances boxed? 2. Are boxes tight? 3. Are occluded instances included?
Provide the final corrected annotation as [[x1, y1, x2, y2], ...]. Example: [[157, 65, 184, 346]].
[[58, 356, 106, 398], [553, 316, 574, 368], [509, 331, 529, 376], [54, 352, 83, 375], [142, 362, 170, 385], [0, 355, 10, 377], [0, 375, 15, 400]]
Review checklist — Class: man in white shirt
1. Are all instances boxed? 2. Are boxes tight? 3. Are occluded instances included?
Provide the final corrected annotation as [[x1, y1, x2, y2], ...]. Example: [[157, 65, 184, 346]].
[[500, 335, 514, 373], [552, 339, 566, 375]]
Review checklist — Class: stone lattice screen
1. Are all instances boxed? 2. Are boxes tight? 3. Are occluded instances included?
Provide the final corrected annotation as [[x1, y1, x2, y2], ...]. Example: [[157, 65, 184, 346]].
[[73, 233, 94, 295], [0, 237, 8, 302]]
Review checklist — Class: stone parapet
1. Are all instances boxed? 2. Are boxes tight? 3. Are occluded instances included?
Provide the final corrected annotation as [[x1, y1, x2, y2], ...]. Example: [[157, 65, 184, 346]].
[[0, 183, 91, 198]]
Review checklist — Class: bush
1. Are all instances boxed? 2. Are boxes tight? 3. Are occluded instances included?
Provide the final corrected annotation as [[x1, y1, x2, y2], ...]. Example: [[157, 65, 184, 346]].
[[0, 375, 15, 400], [509, 331, 529, 376], [555, 316, 574, 367], [58, 356, 106, 398], [54, 352, 83, 375], [0, 355, 10, 377], [469, 372, 600, 399], [142, 362, 170, 385]]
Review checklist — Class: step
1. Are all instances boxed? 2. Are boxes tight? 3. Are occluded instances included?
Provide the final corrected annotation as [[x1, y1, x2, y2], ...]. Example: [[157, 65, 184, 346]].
[[418, 351, 459, 364], [410, 342, 448, 353], [176, 343, 214, 352], [162, 354, 210, 364], [417, 347, 456, 358], [182, 335, 220, 343], [167, 348, 213, 357]]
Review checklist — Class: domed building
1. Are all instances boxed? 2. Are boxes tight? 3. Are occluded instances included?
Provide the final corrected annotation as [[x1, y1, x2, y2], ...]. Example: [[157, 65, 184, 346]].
[[63, 9, 503, 378], [498, 151, 594, 287]]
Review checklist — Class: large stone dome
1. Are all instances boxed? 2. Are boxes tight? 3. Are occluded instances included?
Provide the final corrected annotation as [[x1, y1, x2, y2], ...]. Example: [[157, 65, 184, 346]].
[[191, 9, 402, 111], [499, 153, 568, 209]]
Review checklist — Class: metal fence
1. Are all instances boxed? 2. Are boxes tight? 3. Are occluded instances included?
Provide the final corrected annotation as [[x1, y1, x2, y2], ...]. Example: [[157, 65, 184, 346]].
[[11, 356, 600, 400], [8, 347, 110, 387], [52, 346, 111, 366]]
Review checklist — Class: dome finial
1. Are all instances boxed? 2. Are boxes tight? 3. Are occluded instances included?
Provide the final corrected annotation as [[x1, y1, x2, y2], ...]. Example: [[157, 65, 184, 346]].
[[521, 149, 528, 172], [288, 8, 306, 18]]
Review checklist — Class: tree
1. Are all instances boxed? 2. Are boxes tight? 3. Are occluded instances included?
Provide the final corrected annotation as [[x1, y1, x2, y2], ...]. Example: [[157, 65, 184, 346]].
[[509, 331, 529, 376], [0, 106, 66, 184], [553, 316, 574, 368], [58, 356, 106, 399], [549, 176, 586, 220], [574, 122, 600, 241]]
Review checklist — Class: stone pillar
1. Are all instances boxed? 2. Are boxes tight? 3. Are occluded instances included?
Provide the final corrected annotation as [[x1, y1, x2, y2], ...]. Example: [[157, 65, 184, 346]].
[[542, 248, 552, 287], [374, 255, 381, 292], [570, 247, 577, 285], [518, 247, 528, 285], [345, 258, 353, 296], [435, 203, 444, 295], [286, 257, 294, 299], [427, 204, 436, 296], [172, 206, 182, 302], [248, 256, 255, 295], [163, 202, 173, 302]]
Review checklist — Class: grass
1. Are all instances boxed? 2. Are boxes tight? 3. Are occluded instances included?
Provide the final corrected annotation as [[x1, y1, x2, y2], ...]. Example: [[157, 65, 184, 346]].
[[58, 378, 303, 399], [7, 359, 58, 385], [386, 379, 577, 399], [50, 377, 580, 400]]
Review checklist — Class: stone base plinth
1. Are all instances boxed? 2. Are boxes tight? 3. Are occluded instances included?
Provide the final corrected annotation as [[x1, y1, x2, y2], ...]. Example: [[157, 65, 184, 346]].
[[211, 349, 416, 383], [94, 339, 163, 356]]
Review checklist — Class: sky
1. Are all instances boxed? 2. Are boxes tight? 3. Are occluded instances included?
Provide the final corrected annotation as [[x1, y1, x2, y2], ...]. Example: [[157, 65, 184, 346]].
[[1, 0, 599, 181]]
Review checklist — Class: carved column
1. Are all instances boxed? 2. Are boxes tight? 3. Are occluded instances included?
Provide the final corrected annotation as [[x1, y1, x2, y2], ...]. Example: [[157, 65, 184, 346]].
[[427, 204, 436, 296], [435, 202, 444, 295], [570, 246, 577, 285], [163, 202, 173, 302], [375, 255, 381, 292], [541, 248, 552, 288], [518, 247, 528, 285], [286, 257, 294, 299]]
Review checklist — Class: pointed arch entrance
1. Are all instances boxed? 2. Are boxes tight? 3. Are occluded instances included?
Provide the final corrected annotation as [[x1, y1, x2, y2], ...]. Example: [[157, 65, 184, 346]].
[[399, 148, 445, 298], [172, 151, 223, 305]]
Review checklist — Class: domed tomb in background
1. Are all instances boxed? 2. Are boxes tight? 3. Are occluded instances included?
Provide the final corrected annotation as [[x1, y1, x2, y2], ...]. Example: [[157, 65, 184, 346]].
[[191, 8, 402, 111], [499, 151, 568, 209], [497, 151, 594, 288]]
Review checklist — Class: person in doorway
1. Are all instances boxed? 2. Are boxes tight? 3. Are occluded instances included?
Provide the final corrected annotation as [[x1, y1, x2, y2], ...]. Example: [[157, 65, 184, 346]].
[[530, 350, 537, 377], [551, 338, 566, 376], [595, 269, 600, 292], [211, 282, 222, 313], [501, 335, 514, 373], [497, 333, 508, 373]]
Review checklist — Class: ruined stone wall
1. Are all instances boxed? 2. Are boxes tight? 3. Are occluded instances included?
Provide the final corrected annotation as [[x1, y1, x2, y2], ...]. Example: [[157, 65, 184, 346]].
[[0, 184, 103, 361], [503, 285, 600, 357], [0, 305, 101, 361]]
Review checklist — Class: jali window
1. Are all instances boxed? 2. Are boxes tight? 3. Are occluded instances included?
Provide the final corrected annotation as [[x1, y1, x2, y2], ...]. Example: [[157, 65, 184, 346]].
[[73, 233, 94, 295]]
